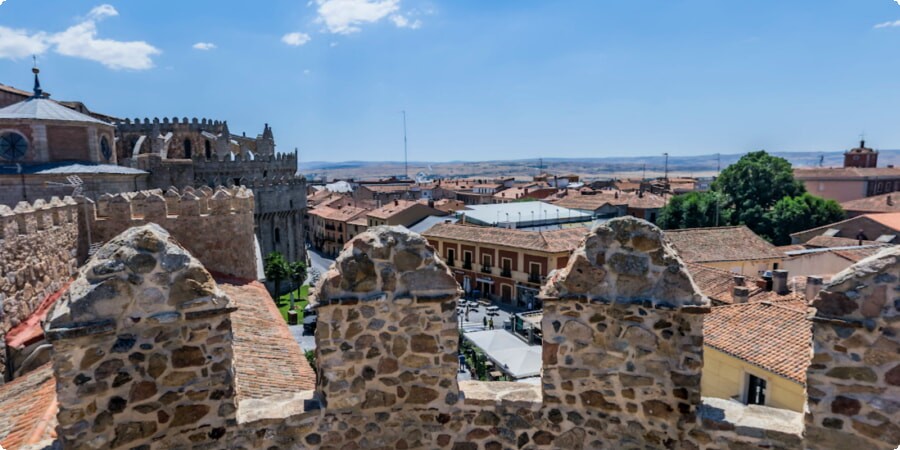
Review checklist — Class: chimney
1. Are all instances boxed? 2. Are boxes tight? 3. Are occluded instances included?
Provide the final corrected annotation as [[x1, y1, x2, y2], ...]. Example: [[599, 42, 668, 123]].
[[761, 274, 773, 292], [772, 270, 789, 295], [733, 275, 746, 287], [805, 276, 824, 303], [733, 286, 750, 304]]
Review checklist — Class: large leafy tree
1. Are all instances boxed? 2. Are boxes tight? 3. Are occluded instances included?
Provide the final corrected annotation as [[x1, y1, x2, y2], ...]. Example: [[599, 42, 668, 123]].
[[656, 191, 731, 229], [713, 150, 805, 226], [657, 151, 845, 244], [264, 251, 290, 300], [766, 193, 845, 245]]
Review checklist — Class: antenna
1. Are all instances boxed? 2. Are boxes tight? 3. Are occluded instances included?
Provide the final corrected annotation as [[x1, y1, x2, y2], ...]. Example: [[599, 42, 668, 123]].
[[402, 110, 408, 179]]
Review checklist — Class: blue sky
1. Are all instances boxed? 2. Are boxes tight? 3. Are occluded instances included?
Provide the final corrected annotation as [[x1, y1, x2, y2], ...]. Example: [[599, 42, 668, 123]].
[[0, 0, 899, 162]]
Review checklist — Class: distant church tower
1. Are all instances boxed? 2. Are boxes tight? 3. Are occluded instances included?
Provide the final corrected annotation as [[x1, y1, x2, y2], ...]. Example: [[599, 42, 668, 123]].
[[844, 139, 878, 168]]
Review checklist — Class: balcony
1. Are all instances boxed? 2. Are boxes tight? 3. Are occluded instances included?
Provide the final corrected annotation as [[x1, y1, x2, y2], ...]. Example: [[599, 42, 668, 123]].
[[463, 260, 473, 270], [481, 265, 492, 274], [528, 273, 542, 283], [500, 267, 512, 278], [446, 258, 455, 267]]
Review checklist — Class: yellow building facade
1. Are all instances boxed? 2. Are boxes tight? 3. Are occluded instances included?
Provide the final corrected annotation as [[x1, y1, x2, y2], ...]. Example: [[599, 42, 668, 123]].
[[702, 346, 806, 413]]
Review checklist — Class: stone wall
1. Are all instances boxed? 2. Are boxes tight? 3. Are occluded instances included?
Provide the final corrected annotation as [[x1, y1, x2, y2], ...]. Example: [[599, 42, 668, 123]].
[[540, 217, 708, 446], [314, 226, 462, 410], [805, 246, 900, 449], [45, 224, 237, 449], [80, 186, 259, 280], [40, 218, 898, 449], [0, 196, 79, 382]]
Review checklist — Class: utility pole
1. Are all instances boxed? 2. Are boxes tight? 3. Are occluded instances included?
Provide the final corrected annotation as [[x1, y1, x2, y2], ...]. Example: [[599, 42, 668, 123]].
[[715, 153, 721, 227], [402, 110, 408, 179]]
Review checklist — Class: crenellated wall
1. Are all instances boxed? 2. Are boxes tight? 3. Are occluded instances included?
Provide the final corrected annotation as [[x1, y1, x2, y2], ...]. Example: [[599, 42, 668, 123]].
[[45, 224, 237, 449], [0, 196, 80, 383], [80, 186, 259, 280], [805, 246, 900, 449], [40, 218, 899, 449]]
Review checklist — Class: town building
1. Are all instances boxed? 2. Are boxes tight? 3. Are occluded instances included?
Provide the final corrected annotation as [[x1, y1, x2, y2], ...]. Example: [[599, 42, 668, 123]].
[[455, 201, 593, 228], [702, 299, 810, 412], [365, 199, 446, 227], [793, 140, 900, 202], [307, 205, 371, 255], [665, 226, 784, 275], [550, 189, 667, 222], [790, 212, 900, 245], [422, 222, 586, 307], [840, 192, 900, 217], [491, 184, 557, 203]]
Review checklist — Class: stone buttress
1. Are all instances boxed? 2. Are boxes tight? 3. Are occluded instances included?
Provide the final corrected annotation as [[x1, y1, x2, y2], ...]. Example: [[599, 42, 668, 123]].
[[540, 216, 709, 448], [45, 224, 238, 449], [805, 246, 900, 449], [313, 225, 462, 411]]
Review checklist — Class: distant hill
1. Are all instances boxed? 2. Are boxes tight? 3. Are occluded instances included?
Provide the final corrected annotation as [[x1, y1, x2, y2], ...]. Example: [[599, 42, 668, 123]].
[[299, 150, 900, 181]]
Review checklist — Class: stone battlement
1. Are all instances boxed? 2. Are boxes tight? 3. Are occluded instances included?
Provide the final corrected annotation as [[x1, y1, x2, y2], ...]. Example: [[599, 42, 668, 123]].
[[190, 151, 298, 165], [37, 218, 899, 449], [115, 116, 231, 129], [0, 196, 79, 239], [81, 186, 259, 280]]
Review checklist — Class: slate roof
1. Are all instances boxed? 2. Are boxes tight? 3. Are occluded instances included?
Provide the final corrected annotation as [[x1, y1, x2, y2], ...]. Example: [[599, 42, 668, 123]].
[[0, 363, 57, 449], [704, 300, 811, 384], [664, 226, 783, 263], [0, 97, 111, 125], [423, 223, 587, 253]]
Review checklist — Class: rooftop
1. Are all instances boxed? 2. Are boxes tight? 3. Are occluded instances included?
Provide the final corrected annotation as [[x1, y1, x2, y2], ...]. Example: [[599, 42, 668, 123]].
[[0, 363, 57, 450], [456, 201, 592, 226], [423, 222, 587, 253], [704, 300, 811, 384], [840, 192, 900, 214], [0, 96, 111, 126], [793, 166, 900, 180], [665, 226, 784, 263], [308, 205, 370, 222], [685, 263, 763, 304], [367, 199, 423, 219]]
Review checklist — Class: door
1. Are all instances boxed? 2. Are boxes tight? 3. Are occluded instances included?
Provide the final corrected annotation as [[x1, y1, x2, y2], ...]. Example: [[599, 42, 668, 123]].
[[746, 374, 767, 406]]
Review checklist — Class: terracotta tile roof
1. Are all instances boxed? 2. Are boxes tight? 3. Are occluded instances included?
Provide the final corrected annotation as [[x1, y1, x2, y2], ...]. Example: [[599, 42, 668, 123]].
[[423, 223, 587, 253], [432, 199, 466, 213], [308, 205, 370, 222], [831, 246, 886, 263], [665, 226, 783, 263], [0, 363, 58, 450], [5, 281, 71, 350], [840, 193, 900, 214], [361, 184, 414, 193], [685, 263, 763, 304], [368, 200, 421, 220], [776, 244, 807, 253], [865, 212, 900, 231], [704, 300, 811, 384], [493, 186, 556, 200], [804, 235, 877, 248], [794, 167, 900, 180], [551, 190, 666, 211], [220, 277, 316, 400]]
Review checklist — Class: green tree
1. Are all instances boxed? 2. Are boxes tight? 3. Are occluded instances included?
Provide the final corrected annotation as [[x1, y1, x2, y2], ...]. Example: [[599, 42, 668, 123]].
[[713, 150, 805, 226], [287, 260, 307, 309], [766, 193, 845, 245], [264, 251, 290, 299], [657, 191, 731, 229]]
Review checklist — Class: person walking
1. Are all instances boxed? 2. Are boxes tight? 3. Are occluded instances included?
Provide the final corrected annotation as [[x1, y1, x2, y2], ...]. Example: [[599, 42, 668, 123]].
[[488, 318, 494, 330], [483, 316, 488, 329]]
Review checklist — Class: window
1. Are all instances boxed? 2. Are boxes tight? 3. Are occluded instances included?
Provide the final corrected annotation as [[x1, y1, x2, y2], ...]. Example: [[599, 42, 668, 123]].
[[205, 140, 212, 159], [183, 139, 192, 158], [746, 374, 767, 406], [100, 136, 112, 161], [0, 131, 28, 161], [482, 254, 492, 267], [446, 248, 456, 265], [274, 227, 281, 244]]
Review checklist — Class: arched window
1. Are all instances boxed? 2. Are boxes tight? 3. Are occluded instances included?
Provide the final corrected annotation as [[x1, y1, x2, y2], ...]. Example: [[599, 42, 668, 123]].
[[205, 140, 212, 160], [0, 131, 28, 161], [183, 139, 192, 159], [100, 136, 112, 161], [274, 227, 281, 244]]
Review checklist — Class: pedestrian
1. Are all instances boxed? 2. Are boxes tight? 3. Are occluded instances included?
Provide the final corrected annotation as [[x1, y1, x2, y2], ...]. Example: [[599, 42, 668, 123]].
[[483, 316, 487, 328], [488, 318, 494, 330]]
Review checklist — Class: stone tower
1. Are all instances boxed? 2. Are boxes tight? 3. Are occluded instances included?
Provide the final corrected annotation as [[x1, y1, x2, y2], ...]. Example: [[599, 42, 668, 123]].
[[45, 224, 238, 449]]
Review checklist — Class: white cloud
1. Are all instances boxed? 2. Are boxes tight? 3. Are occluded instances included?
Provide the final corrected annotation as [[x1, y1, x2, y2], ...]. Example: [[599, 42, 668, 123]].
[[874, 19, 900, 28], [282, 32, 312, 46], [192, 42, 216, 51], [0, 27, 49, 59], [87, 4, 118, 19], [390, 14, 421, 29], [0, 4, 160, 70], [314, 0, 403, 34], [303, 69, 311, 75]]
